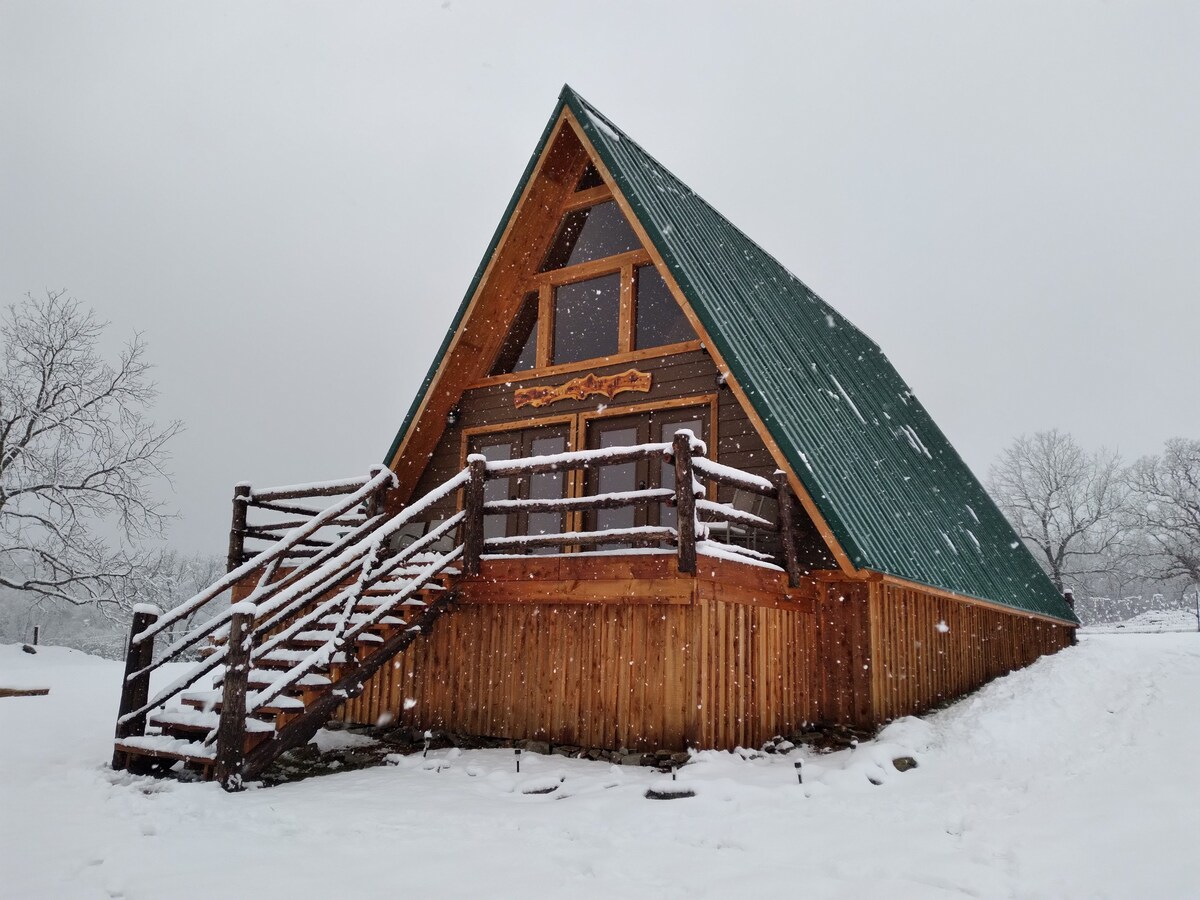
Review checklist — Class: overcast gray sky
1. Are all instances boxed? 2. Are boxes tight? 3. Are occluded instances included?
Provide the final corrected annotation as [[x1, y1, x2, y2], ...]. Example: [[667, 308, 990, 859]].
[[2, 1, 1197, 555]]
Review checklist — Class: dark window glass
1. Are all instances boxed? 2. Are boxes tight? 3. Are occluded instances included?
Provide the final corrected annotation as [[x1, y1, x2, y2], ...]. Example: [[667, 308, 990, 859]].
[[476, 440, 513, 542], [552, 273, 620, 365], [540, 201, 640, 271], [527, 433, 567, 554], [489, 293, 539, 375], [635, 265, 694, 349], [575, 162, 604, 191], [595, 426, 639, 539]]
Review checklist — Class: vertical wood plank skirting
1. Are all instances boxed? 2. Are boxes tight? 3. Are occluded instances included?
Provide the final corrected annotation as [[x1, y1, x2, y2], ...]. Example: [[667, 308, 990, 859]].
[[335, 560, 1073, 749]]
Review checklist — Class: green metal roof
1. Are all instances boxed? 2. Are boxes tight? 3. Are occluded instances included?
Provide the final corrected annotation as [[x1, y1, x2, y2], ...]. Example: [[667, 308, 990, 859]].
[[386, 86, 1077, 625]]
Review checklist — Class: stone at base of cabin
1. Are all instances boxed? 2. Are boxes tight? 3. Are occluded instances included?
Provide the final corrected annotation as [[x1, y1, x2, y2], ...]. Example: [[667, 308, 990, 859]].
[[620, 752, 654, 767], [892, 756, 919, 772], [521, 740, 551, 755], [552, 744, 582, 758]]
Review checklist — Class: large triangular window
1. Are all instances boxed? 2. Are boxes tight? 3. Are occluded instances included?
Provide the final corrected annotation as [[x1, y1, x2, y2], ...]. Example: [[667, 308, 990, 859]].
[[489, 292, 539, 376], [540, 201, 641, 271]]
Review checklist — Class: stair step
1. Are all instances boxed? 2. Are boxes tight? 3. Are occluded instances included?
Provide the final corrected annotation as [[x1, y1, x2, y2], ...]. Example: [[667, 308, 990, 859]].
[[249, 669, 330, 687], [149, 709, 277, 734], [115, 734, 216, 762], [182, 689, 303, 712]]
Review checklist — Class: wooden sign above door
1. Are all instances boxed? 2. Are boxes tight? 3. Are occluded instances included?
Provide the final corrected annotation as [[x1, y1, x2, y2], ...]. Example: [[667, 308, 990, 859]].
[[514, 368, 652, 409]]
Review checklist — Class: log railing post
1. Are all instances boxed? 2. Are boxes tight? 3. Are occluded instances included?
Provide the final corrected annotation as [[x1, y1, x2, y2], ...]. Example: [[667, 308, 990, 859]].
[[215, 605, 254, 791], [673, 431, 697, 575], [112, 605, 161, 769], [462, 454, 487, 577], [227, 483, 252, 573], [773, 470, 803, 588], [363, 464, 389, 519]]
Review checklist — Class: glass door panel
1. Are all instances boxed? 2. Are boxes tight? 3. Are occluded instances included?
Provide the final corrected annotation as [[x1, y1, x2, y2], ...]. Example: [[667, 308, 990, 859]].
[[526, 432, 568, 553]]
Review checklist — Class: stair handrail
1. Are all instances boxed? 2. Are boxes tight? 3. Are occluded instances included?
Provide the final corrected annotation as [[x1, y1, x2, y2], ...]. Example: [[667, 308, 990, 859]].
[[134, 466, 398, 648], [117, 465, 470, 727]]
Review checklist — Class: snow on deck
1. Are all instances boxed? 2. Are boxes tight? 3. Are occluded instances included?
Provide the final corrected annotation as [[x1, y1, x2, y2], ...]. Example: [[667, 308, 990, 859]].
[[3, 636, 1200, 897]]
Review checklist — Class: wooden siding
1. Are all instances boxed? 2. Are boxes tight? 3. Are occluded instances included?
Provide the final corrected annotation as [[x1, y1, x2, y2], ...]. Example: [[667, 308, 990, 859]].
[[867, 580, 1074, 723], [338, 555, 819, 751]]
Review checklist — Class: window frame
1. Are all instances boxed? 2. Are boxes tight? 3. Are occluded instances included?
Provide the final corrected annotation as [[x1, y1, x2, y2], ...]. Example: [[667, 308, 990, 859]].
[[477, 163, 702, 386]]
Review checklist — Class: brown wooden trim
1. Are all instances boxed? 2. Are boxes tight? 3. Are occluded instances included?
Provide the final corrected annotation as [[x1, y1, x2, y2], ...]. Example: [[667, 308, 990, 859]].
[[458, 414, 577, 471], [561, 110, 857, 577], [619, 261, 635, 353], [560, 184, 612, 212], [529, 247, 652, 288], [469, 340, 704, 390], [536, 283, 553, 368]]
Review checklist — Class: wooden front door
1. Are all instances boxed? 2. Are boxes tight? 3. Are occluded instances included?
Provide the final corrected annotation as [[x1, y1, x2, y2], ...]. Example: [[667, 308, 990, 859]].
[[469, 424, 570, 550]]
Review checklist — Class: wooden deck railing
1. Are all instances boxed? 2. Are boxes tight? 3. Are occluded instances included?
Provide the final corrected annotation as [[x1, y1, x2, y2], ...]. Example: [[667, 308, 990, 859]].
[[114, 434, 808, 785], [458, 429, 805, 587]]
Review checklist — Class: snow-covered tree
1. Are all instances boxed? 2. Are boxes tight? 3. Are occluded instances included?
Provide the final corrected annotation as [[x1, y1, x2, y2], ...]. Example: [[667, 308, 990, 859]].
[[1128, 438, 1200, 594], [0, 290, 182, 609], [988, 430, 1129, 593]]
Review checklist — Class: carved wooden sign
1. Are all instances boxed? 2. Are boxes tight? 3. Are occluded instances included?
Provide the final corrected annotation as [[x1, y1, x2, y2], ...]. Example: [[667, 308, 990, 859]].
[[514, 368, 652, 409]]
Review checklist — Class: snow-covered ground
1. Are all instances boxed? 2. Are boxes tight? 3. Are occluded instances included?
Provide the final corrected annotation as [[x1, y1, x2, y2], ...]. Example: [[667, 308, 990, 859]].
[[2, 634, 1198, 899]]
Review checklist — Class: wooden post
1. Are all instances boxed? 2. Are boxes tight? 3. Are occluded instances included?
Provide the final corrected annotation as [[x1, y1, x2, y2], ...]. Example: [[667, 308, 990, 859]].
[[364, 464, 389, 519], [215, 606, 254, 791], [773, 471, 802, 588], [227, 483, 252, 573], [32, 625, 39, 646], [673, 431, 697, 575], [112, 606, 160, 769], [462, 454, 487, 577]]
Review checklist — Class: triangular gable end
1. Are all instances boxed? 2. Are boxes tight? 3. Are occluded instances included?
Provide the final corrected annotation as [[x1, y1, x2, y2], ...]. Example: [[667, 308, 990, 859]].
[[382, 93, 855, 574]]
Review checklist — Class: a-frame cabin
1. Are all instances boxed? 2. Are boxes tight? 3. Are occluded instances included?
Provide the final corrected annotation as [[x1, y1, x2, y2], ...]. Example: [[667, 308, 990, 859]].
[[111, 87, 1077, 786]]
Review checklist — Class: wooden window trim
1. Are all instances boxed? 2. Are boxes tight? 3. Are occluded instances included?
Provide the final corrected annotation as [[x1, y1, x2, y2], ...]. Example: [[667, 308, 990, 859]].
[[458, 414, 578, 471], [469, 339, 704, 390], [618, 261, 635, 353], [560, 184, 612, 213], [529, 247, 651, 288]]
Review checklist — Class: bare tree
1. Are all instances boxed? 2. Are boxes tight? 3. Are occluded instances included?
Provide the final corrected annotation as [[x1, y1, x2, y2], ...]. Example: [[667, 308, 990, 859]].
[[988, 430, 1128, 593], [1128, 438, 1200, 594], [0, 290, 182, 608]]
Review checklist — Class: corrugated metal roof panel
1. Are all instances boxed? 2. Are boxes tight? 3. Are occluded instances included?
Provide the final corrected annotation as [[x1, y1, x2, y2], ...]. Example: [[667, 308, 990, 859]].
[[564, 87, 1075, 623]]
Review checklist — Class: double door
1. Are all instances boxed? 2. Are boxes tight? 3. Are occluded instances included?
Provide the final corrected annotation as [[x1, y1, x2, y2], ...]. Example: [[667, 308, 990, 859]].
[[468, 405, 708, 551]]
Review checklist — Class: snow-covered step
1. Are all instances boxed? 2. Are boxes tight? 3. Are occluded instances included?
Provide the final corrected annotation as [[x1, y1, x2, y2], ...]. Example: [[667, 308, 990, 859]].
[[149, 709, 276, 734], [115, 734, 216, 761], [182, 689, 303, 711], [247, 669, 330, 688]]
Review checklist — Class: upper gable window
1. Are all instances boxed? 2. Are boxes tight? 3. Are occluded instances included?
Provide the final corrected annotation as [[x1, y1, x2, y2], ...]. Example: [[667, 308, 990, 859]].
[[552, 273, 621, 365], [540, 201, 640, 272], [489, 292, 539, 375], [575, 162, 605, 192], [635, 265, 695, 349]]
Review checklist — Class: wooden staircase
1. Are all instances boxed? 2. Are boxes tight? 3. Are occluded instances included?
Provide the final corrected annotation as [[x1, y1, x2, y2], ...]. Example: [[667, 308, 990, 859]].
[[111, 465, 470, 788]]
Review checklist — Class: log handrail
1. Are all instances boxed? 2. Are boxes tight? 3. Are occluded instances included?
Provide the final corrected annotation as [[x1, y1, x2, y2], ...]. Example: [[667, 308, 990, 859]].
[[135, 466, 398, 647]]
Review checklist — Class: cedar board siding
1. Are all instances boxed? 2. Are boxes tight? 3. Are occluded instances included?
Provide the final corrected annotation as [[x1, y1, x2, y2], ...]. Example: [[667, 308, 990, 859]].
[[335, 560, 1073, 746], [337, 555, 820, 751], [865, 581, 1074, 724]]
